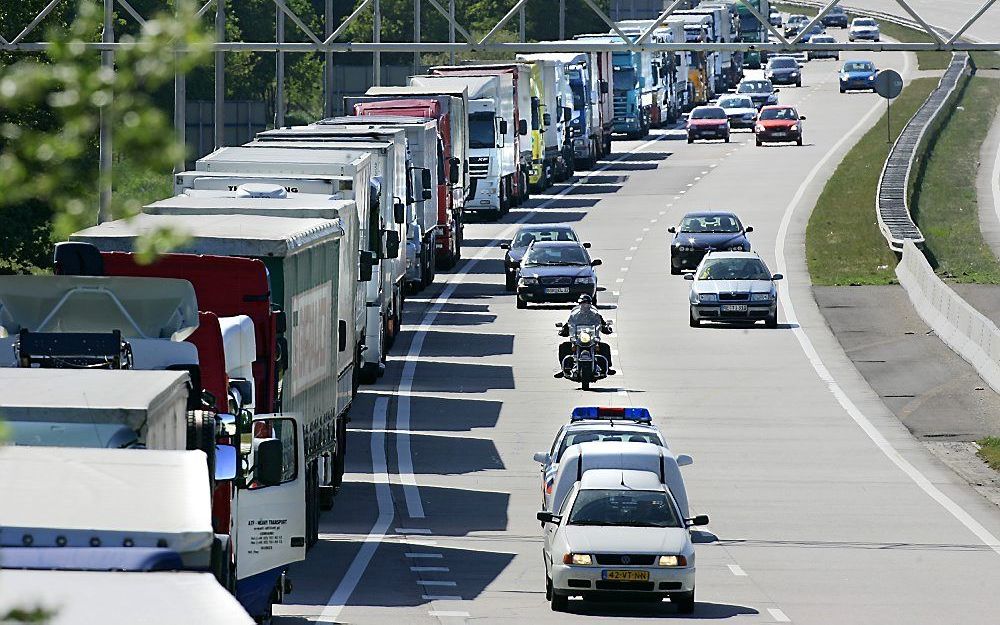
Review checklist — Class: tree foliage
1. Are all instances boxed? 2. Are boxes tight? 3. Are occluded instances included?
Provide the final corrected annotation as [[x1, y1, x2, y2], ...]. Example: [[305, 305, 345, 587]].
[[0, 0, 212, 270]]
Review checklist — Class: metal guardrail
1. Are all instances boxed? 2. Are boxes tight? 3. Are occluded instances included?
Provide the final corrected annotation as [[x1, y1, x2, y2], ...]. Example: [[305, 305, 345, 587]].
[[876, 53, 969, 251]]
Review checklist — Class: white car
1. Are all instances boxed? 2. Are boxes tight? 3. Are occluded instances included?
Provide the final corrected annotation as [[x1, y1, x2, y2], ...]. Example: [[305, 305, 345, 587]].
[[539, 469, 709, 613], [686, 251, 782, 327], [849, 18, 880, 41], [716, 95, 758, 130], [533, 406, 668, 505]]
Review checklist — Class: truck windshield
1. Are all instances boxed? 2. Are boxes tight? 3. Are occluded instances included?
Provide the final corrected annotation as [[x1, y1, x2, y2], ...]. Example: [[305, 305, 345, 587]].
[[568, 489, 681, 528], [571, 84, 585, 111], [613, 67, 637, 92], [531, 97, 540, 130], [469, 112, 496, 148]]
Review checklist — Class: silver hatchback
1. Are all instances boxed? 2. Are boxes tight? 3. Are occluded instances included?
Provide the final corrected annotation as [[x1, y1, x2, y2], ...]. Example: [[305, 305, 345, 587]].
[[685, 252, 783, 327]]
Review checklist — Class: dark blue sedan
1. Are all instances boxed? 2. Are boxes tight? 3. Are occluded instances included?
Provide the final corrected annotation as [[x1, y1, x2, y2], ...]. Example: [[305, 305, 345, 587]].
[[840, 60, 877, 92], [516, 241, 602, 308], [669, 212, 753, 275]]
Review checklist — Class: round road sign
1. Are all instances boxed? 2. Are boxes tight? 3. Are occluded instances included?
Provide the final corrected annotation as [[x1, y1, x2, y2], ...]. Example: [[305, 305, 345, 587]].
[[875, 69, 903, 99]]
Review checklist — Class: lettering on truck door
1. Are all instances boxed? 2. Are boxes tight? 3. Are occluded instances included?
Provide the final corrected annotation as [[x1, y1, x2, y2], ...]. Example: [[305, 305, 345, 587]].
[[290, 282, 332, 394]]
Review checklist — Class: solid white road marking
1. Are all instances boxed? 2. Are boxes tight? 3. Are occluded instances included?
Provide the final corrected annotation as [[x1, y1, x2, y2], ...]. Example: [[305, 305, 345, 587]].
[[728, 564, 747, 576], [411, 567, 450, 572], [768, 608, 791, 622], [318, 133, 673, 616], [405, 553, 443, 559], [317, 397, 393, 623], [775, 51, 1000, 558], [428, 612, 471, 618]]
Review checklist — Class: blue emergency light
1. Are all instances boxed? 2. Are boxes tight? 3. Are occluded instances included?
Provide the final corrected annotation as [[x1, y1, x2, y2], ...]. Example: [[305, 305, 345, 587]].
[[570, 406, 652, 423]]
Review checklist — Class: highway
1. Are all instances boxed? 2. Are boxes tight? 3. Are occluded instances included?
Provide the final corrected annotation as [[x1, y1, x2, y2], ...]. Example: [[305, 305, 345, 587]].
[[273, 44, 1000, 624]]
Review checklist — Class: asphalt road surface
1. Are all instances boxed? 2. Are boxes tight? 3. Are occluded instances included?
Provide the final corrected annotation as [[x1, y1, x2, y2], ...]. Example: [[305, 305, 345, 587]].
[[274, 45, 1000, 625]]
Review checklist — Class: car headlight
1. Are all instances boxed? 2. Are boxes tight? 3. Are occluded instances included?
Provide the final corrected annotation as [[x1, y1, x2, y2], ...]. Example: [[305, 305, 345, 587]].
[[675, 245, 696, 252], [868, 74, 876, 80], [698, 293, 717, 302], [790, 71, 799, 76], [791, 124, 799, 131], [519, 276, 538, 285], [574, 277, 594, 284], [751, 293, 773, 301], [658, 555, 688, 567], [563, 553, 593, 566]]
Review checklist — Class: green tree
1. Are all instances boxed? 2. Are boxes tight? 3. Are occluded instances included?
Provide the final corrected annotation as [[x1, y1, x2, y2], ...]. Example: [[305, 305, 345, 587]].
[[0, 0, 212, 264]]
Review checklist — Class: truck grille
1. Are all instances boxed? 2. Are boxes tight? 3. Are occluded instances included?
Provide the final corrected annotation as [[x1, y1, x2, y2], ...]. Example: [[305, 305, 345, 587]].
[[469, 157, 489, 179], [613, 95, 628, 118]]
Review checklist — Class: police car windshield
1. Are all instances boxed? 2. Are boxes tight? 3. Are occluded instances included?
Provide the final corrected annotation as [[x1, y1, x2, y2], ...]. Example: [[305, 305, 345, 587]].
[[557, 430, 660, 461]]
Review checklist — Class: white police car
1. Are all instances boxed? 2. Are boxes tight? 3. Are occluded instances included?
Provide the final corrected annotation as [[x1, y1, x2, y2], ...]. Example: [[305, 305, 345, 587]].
[[533, 407, 687, 509]]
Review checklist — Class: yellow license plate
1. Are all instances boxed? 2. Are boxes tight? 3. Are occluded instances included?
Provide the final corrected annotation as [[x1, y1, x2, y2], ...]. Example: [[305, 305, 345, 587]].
[[602, 570, 650, 581]]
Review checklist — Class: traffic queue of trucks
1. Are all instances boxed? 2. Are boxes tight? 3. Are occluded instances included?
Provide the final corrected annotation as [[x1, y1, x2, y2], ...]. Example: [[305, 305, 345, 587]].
[[0, 2, 765, 619]]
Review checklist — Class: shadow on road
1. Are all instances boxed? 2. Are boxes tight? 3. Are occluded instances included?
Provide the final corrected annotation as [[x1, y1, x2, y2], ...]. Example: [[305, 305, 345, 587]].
[[567, 600, 760, 619], [407, 360, 515, 393], [403, 432, 505, 475], [406, 329, 514, 358]]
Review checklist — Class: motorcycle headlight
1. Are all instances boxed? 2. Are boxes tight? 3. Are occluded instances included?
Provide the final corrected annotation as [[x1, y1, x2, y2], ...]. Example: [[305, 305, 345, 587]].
[[574, 277, 594, 284], [698, 293, 717, 302], [751, 293, 773, 301], [579, 331, 593, 344], [519, 276, 538, 285]]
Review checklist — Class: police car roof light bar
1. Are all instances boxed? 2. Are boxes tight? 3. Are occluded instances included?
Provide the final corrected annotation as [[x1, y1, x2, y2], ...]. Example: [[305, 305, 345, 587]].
[[570, 406, 652, 423]]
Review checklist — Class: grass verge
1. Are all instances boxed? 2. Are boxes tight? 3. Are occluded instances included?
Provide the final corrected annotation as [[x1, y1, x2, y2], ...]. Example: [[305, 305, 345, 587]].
[[805, 77, 937, 285], [977, 437, 1000, 471], [910, 76, 1000, 283], [114, 156, 173, 212]]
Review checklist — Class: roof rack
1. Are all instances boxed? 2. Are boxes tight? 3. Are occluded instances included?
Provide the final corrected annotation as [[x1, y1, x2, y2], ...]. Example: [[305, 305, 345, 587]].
[[570, 406, 652, 424]]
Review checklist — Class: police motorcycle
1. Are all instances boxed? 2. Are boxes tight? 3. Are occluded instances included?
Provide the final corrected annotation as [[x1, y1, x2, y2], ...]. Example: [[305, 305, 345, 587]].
[[554, 320, 615, 390]]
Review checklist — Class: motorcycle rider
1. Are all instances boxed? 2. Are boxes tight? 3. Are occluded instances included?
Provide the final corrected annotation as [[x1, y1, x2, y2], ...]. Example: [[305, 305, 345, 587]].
[[556, 294, 614, 377]]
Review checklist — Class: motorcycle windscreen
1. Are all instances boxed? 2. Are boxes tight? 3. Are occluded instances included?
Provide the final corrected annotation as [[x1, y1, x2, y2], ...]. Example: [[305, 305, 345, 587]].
[[234, 415, 306, 579]]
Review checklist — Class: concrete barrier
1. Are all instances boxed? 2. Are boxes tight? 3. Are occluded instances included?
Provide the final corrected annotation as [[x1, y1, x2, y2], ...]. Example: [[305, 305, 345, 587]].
[[896, 240, 1000, 393]]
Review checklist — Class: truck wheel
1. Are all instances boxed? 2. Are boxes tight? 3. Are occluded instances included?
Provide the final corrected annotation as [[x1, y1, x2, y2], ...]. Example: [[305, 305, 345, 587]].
[[359, 361, 380, 384], [186, 411, 216, 481], [333, 419, 347, 488]]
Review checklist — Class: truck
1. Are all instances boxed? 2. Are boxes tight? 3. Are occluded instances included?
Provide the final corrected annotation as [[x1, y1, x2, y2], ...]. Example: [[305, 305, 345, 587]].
[[348, 88, 469, 268], [516, 55, 579, 181], [612, 21, 683, 125], [429, 63, 532, 205], [0, 569, 254, 625], [663, 17, 695, 112], [514, 56, 576, 186], [311, 115, 439, 292], [676, 14, 714, 103], [192, 144, 400, 382], [735, 0, 770, 68], [676, 7, 738, 92], [570, 36, 655, 139], [699, 2, 744, 81], [72, 212, 347, 554], [409, 74, 514, 219], [1, 414, 307, 620]]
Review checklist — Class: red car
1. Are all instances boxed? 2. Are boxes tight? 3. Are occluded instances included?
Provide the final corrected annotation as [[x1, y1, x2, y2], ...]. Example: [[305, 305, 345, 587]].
[[687, 106, 731, 144], [755, 105, 805, 146]]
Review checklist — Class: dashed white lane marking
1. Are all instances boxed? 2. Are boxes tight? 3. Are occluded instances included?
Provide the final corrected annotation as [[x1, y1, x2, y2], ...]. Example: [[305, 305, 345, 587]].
[[710, 163, 718, 168], [686, 183, 694, 187], [642, 227, 650, 232], [673, 195, 681, 199], [624, 256, 633, 261], [659, 209, 667, 214], [405, 553, 443, 559], [768, 608, 791, 622], [615, 278, 625, 283], [321, 132, 672, 618], [620, 267, 630, 272], [395, 528, 432, 534], [610, 348, 620, 355], [428, 612, 471, 618], [701, 170, 708, 175], [679, 190, 686, 194], [423, 595, 462, 601], [629, 246, 638, 251], [411, 567, 449, 572], [317, 397, 393, 623], [417, 580, 457, 587], [727, 564, 747, 576], [775, 50, 1000, 558], [612, 290, 620, 296], [635, 237, 643, 242], [616, 389, 628, 397]]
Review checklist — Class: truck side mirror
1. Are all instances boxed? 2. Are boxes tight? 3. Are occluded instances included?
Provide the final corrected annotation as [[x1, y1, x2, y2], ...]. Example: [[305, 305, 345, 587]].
[[498, 119, 508, 135], [229, 379, 253, 407], [449, 157, 461, 184], [600, 80, 609, 94], [393, 198, 405, 224], [275, 337, 289, 372], [215, 444, 238, 481], [255, 438, 284, 487], [543, 112, 552, 126], [421, 168, 433, 200], [562, 107, 572, 123], [385, 230, 401, 258], [273, 308, 287, 335], [499, 242, 511, 249], [518, 119, 528, 136], [359, 251, 375, 282], [338, 320, 347, 352]]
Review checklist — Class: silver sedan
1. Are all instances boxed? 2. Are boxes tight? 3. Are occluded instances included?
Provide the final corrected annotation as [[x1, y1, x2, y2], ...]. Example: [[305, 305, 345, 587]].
[[685, 252, 782, 327]]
